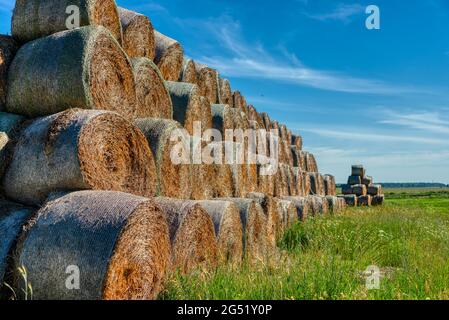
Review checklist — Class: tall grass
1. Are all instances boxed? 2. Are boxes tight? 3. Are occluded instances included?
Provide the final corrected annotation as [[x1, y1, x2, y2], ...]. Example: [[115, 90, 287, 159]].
[[161, 192, 449, 300]]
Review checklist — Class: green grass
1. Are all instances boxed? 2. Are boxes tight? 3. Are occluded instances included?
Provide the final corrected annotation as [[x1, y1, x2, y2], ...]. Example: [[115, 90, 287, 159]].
[[160, 189, 449, 300]]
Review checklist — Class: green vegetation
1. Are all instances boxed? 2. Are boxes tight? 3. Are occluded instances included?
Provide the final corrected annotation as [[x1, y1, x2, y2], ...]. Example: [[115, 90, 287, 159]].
[[161, 189, 449, 300]]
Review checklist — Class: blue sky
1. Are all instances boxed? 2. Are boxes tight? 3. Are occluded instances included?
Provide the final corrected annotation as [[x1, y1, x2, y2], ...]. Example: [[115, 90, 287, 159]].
[[1, 0, 449, 183]]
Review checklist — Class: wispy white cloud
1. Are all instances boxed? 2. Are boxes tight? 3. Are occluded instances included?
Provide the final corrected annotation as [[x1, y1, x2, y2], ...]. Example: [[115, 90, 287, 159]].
[[380, 111, 449, 134], [181, 15, 431, 95], [303, 3, 365, 23], [300, 127, 449, 145]]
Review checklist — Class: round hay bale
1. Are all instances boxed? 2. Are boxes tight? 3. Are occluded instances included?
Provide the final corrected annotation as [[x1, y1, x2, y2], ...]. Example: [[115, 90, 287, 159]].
[[13, 191, 170, 300], [277, 199, 298, 231], [284, 165, 297, 196], [12, 0, 122, 43], [218, 78, 232, 106], [179, 58, 198, 84], [325, 196, 339, 214], [233, 91, 248, 115], [134, 118, 191, 199], [372, 195, 385, 206], [282, 196, 310, 222], [341, 194, 358, 207], [0, 112, 26, 183], [210, 104, 234, 136], [131, 57, 173, 119], [306, 153, 319, 172], [190, 137, 214, 200], [154, 31, 183, 81], [165, 81, 203, 135], [351, 165, 365, 178], [274, 164, 290, 197], [302, 171, 311, 195], [199, 96, 213, 130], [291, 134, 303, 150], [206, 141, 234, 198], [0, 200, 35, 296], [256, 160, 275, 197], [6, 26, 137, 119], [353, 184, 368, 196], [218, 198, 268, 262], [368, 184, 382, 196], [324, 174, 337, 196], [292, 167, 305, 196], [261, 112, 271, 131], [246, 192, 280, 247], [358, 195, 372, 207], [307, 195, 329, 216], [308, 172, 326, 196], [118, 8, 154, 59], [194, 200, 243, 264], [3, 109, 156, 206], [195, 63, 219, 104], [154, 198, 218, 273], [0, 36, 18, 111]]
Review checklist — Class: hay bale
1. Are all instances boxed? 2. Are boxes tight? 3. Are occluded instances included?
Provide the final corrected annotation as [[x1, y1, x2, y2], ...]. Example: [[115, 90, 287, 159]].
[[341, 184, 353, 195], [4, 109, 156, 206], [0, 200, 35, 295], [284, 165, 297, 196], [219, 198, 268, 261], [205, 141, 234, 198], [324, 174, 337, 196], [292, 167, 305, 196], [12, 0, 122, 43], [7, 26, 137, 119], [372, 195, 385, 206], [233, 91, 248, 115], [131, 58, 173, 119], [291, 148, 308, 171], [135, 118, 191, 199], [165, 81, 203, 135], [325, 196, 340, 214], [246, 192, 281, 246], [341, 194, 358, 207], [348, 175, 362, 185], [154, 31, 183, 81], [353, 184, 367, 196], [118, 8, 155, 59], [199, 96, 213, 130], [194, 200, 243, 264], [291, 134, 303, 150], [14, 191, 171, 300], [190, 137, 214, 200], [358, 195, 372, 207], [210, 104, 234, 136], [302, 171, 311, 196], [256, 159, 275, 197], [218, 78, 233, 106], [351, 165, 365, 177], [261, 112, 271, 131], [0, 36, 18, 111], [277, 199, 298, 232], [179, 58, 198, 84], [308, 173, 326, 196], [195, 63, 219, 104], [274, 164, 290, 197], [307, 195, 329, 216], [305, 153, 319, 172], [154, 198, 218, 273], [282, 196, 310, 222], [368, 184, 382, 196], [363, 176, 374, 186]]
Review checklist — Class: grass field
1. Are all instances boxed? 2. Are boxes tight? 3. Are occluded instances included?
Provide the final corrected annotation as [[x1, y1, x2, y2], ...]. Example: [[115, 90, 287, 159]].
[[161, 188, 449, 300]]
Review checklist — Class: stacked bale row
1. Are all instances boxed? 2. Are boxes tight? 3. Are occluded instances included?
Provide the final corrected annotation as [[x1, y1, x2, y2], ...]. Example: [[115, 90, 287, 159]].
[[0, 0, 343, 300], [339, 165, 385, 207]]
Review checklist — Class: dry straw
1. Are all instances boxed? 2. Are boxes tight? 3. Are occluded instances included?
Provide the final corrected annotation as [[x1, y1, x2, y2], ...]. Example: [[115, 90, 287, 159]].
[[154, 31, 183, 81], [233, 91, 248, 115], [211, 104, 234, 135], [206, 141, 234, 198], [0, 36, 18, 111], [165, 81, 203, 135], [291, 134, 303, 150], [324, 174, 337, 196], [0, 199, 35, 295], [281, 196, 310, 222], [135, 118, 191, 199], [154, 198, 218, 273], [218, 78, 233, 106], [277, 199, 298, 232], [190, 137, 214, 200], [7, 26, 137, 119], [219, 198, 268, 263], [195, 63, 219, 104], [13, 191, 171, 300], [194, 200, 243, 264], [0, 112, 25, 184], [12, 0, 122, 43], [179, 58, 198, 84], [3, 109, 157, 206], [131, 57, 173, 119], [308, 172, 326, 196], [118, 7, 155, 59]]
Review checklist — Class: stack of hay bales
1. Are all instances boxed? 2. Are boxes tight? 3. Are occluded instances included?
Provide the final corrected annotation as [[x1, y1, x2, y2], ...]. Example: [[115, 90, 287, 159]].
[[0, 0, 344, 300], [339, 165, 385, 207]]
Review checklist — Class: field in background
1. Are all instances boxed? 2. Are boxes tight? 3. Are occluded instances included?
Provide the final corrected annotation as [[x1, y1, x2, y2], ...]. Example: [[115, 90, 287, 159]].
[[161, 189, 449, 300]]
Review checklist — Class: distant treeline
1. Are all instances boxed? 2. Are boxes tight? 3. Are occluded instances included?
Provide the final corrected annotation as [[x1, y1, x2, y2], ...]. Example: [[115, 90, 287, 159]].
[[337, 183, 449, 188]]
